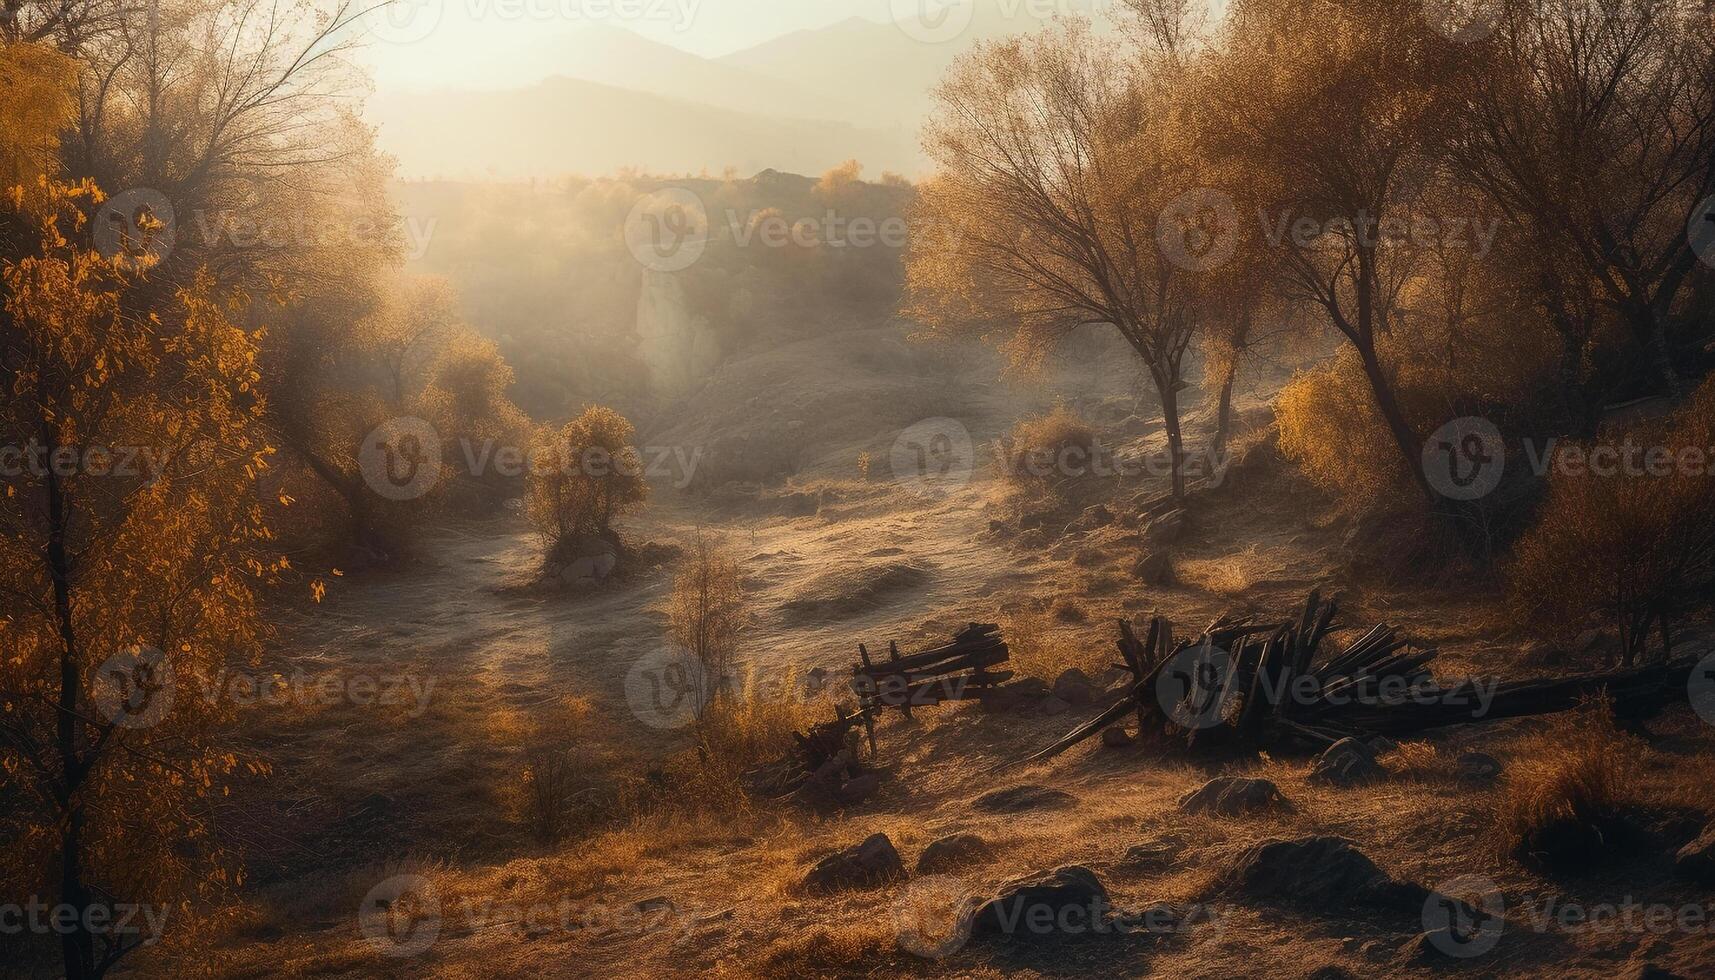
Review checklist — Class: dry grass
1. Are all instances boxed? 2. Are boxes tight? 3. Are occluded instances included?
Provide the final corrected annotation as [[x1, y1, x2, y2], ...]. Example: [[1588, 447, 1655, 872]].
[[1177, 544, 1284, 596], [1490, 700, 1640, 866], [998, 403, 1095, 483], [1377, 740, 1447, 782], [743, 921, 895, 978], [1003, 607, 1103, 680]]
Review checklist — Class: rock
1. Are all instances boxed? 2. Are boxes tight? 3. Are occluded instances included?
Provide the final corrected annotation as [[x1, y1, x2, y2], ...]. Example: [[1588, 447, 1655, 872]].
[[1120, 834, 1184, 871], [1018, 510, 1053, 532], [1101, 726, 1134, 748], [971, 866, 1109, 940], [1133, 551, 1174, 586], [1069, 504, 1113, 532], [1143, 509, 1186, 546], [917, 833, 991, 874], [1309, 737, 1383, 786], [1052, 668, 1095, 705], [1574, 628, 1609, 653], [1040, 696, 1071, 716], [837, 773, 882, 805], [1456, 751, 1503, 784], [1216, 836, 1425, 911], [1178, 776, 1293, 816], [979, 677, 1051, 714], [974, 784, 1076, 813], [801, 833, 906, 893], [1675, 823, 1715, 885], [1628, 966, 1687, 980]]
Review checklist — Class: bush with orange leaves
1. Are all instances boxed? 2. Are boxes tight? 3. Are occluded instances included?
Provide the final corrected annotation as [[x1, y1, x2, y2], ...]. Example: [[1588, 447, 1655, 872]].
[[1509, 378, 1715, 665]]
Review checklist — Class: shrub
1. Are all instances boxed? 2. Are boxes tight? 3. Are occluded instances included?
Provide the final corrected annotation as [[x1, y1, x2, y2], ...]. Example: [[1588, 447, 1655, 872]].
[[526, 405, 648, 559], [1491, 700, 1639, 869], [666, 533, 747, 724], [999, 404, 1096, 484], [1509, 379, 1715, 664]]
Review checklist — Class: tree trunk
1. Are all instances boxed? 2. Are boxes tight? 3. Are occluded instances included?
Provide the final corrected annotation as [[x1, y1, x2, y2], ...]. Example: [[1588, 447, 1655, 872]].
[[1355, 341, 1431, 500], [1154, 370, 1186, 500], [43, 430, 95, 980], [1211, 359, 1237, 461]]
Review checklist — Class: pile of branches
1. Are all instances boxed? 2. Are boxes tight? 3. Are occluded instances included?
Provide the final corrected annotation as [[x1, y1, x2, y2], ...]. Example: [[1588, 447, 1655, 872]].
[[739, 703, 874, 805], [1020, 590, 1700, 766]]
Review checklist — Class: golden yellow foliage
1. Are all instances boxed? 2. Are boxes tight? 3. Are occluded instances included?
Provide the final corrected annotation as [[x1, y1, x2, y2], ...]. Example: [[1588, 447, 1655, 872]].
[[526, 404, 649, 554], [0, 181, 275, 957], [0, 42, 76, 190]]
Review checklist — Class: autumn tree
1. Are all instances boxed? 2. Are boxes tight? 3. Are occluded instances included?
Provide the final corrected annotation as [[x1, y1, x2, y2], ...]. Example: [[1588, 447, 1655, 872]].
[[1203, 0, 1464, 499], [904, 19, 1204, 498], [1446, 0, 1715, 403], [527, 405, 649, 561], [1, 174, 277, 978]]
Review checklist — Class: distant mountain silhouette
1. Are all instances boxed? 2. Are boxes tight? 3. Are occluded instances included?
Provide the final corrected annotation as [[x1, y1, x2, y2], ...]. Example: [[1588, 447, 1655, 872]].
[[369, 75, 922, 179]]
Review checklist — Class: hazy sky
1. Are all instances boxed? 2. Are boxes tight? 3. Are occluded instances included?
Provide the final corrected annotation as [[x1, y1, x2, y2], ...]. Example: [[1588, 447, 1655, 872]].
[[352, 0, 923, 91]]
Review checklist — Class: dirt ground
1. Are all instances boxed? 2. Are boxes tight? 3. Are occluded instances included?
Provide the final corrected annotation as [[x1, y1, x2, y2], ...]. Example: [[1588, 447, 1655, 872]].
[[116, 331, 1715, 979]]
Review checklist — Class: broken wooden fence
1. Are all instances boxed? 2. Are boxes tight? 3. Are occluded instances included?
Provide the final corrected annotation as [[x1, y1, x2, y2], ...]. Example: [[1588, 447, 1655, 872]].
[[742, 623, 1013, 800], [850, 622, 1011, 749], [1017, 590, 1700, 767]]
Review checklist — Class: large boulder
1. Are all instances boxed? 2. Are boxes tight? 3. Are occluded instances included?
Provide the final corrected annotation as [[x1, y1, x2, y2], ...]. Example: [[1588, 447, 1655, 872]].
[[1178, 776, 1293, 816], [974, 784, 1077, 813], [1309, 737, 1384, 786], [917, 833, 991, 874], [1052, 668, 1096, 705], [1215, 836, 1425, 911], [801, 833, 906, 893], [1675, 823, 1715, 886], [971, 866, 1109, 940]]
